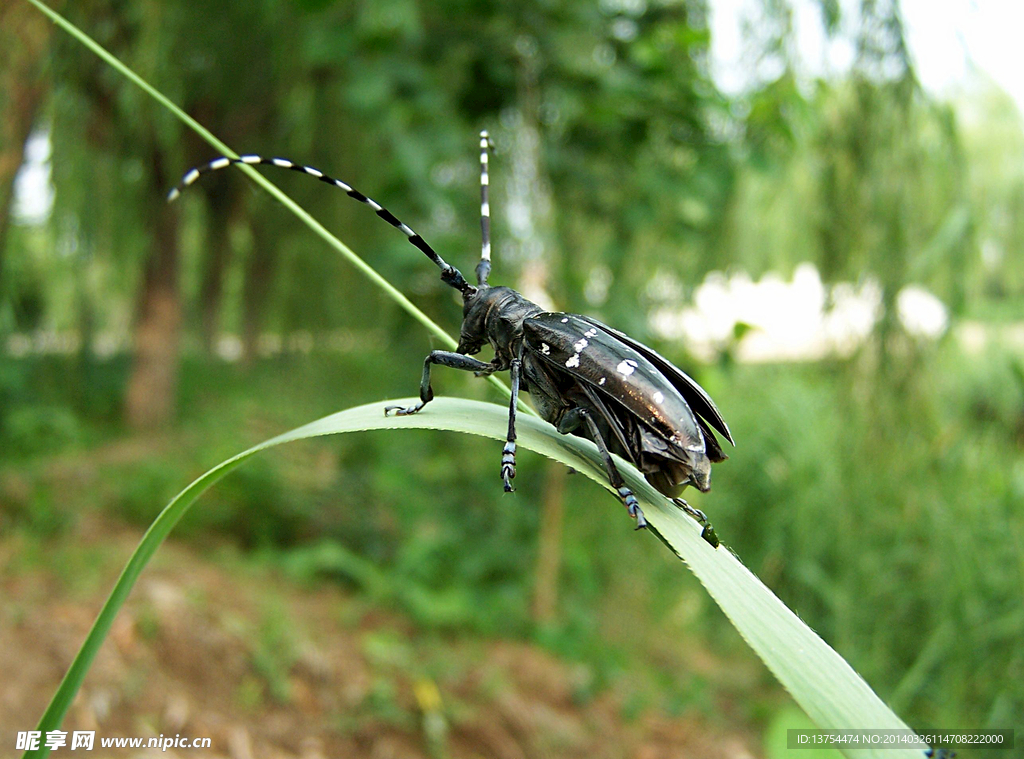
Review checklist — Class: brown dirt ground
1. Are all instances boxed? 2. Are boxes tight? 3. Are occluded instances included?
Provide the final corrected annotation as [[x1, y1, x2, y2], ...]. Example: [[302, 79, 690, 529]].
[[1, 512, 760, 759]]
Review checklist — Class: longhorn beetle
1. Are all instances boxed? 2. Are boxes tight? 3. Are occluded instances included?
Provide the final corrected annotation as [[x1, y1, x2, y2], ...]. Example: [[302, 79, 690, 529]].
[[169, 132, 733, 547]]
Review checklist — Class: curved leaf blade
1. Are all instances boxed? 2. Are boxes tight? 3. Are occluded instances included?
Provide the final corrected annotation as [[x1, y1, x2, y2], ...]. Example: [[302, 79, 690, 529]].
[[29, 398, 923, 759]]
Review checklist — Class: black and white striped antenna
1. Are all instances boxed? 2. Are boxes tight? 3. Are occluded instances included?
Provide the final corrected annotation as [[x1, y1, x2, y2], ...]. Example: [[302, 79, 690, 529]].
[[167, 153, 475, 295], [475, 130, 494, 287]]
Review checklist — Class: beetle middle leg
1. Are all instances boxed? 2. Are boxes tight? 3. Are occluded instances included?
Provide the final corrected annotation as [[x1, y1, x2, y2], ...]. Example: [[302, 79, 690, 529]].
[[559, 407, 647, 530], [384, 351, 494, 416]]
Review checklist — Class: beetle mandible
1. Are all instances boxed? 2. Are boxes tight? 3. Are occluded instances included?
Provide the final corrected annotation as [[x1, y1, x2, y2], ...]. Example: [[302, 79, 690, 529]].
[[169, 132, 734, 546]]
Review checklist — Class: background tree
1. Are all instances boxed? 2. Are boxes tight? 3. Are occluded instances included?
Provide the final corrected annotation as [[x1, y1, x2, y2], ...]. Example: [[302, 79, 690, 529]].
[[0, 1, 53, 290]]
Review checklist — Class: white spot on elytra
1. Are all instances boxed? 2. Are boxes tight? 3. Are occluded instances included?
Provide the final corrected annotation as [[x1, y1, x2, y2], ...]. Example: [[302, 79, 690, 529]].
[[541, 343, 551, 355], [653, 391, 664, 403], [584, 328, 598, 338], [561, 317, 569, 323], [573, 338, 588, 352], [599, 377, 606, 385], [616, 359, 638, 376], [565, 354, 580, 369]]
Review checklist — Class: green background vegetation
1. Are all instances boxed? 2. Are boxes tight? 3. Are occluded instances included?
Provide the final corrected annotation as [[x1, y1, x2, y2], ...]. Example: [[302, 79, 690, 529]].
[[2, 0, 1023, 755]]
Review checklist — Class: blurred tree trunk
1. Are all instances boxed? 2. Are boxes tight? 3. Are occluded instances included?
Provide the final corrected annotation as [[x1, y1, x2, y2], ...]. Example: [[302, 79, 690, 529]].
[[125, 146, 181, 429], [532, 462, 567, 625], [240, 218, 278, 366], [0, 2, 52, 285], [198, 188, 239, 354], [506, 43, 555, 310]]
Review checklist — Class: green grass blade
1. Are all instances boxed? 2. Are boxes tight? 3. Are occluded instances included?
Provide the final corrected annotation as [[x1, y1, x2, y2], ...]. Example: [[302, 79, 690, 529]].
[[28, 398, 924, 759], [24, 0, 522, 407]]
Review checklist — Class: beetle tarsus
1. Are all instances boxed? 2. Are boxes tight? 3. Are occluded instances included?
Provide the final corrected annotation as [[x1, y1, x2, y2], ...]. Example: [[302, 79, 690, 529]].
[[700, 524, 720, 548], [671, 497, 705, 522], [673, 497, 719, 548], [501, 441, 516, 492], [620, 488, 646, 529], [384, 402, 424, 416]]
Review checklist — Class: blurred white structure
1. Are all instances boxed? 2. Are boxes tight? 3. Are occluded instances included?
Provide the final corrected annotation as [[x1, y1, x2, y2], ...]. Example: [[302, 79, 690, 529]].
[[711, 0, 1024, 118], [650, 263, 948, 362]]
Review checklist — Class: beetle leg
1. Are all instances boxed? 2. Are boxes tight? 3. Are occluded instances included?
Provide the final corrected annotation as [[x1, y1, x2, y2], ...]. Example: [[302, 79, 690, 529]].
[[672, 497, 706, 523], [501, 345, 525, 492], [570, 408, 647, 530], [671, 498, 720, 549], [385, 350, 494, 416]]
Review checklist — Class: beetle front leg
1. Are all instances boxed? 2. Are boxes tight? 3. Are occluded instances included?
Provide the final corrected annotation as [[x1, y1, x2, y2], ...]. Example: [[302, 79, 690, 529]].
[[501, 346, 524, 492], [561, 407, 647, 530], [384, 351, 494, 416]]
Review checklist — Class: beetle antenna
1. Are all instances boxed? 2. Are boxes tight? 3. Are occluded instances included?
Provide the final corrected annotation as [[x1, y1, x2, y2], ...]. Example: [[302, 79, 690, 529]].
[[475, 130, 494, 287], [167, 155, 474, 294]]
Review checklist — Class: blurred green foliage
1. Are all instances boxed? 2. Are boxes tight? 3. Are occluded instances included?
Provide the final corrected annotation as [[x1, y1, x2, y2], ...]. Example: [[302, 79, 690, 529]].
[[4, 337, 1023, 732], [3, 0, 1024, 750]]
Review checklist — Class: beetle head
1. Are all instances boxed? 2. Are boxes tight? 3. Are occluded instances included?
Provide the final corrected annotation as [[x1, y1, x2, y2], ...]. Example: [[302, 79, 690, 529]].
[[457, 285, 539, 357], [456, 285, 496, 354]]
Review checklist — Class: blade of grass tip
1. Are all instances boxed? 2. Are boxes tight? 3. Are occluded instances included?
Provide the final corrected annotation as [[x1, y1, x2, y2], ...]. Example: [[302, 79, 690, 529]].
[[23, 0, 528, 411], [28, 398, 926, 759]]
